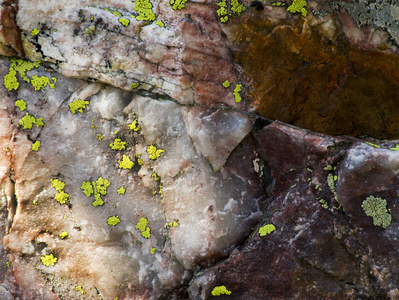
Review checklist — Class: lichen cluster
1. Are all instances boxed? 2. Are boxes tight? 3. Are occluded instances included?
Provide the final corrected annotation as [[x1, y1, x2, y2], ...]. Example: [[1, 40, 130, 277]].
[[361, 195, 392, 229], [135, 217, 151, 238], [81, 177, 111, 207], [51, 179, 69, 204]]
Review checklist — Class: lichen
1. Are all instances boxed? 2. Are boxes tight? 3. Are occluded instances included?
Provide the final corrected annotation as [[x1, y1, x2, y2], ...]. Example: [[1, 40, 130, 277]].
[[35, 118, 44, 127], [272, 1, 286, 6], [361, 195, 392, 229], [134, 0, 156, 21], [119, 17, 130, 26], [147, 145, 165, 160], [54, 191, 69, 204], [222, 80, 230, 88], [131, 82, 140, 89], [69, 99, 89, 114], [51, 179, 65, 192], [118, 155, 135, 169], [91, 177, 110, 207], [109, 139, 127, 150], [104, 8, 122, 17], [365, 141, 381, 148], [156, 20, 165, 27], [31, 75, 56, 91], [41, 254, 57, 266], [76, 286, 86, 294], [231, 0, 246, 16], [135, 217, 151, 238], [84, 25, 96, 35], [19, 113, 36, 129], [96, 134, 103, 141], [4, 68, 19, 91], [59, 231, 69, 239], [128, 119, 141, 131], [167, 221, 179, 227], [117, 186, 126, 195], [287, 0, 307, 17], [4, 58, 41, 91], [170, 0, 187, 10], [31, 28, 40, 36], [32, 141, 40, 151], [259, 224, 276, 236], [233, 84, 242, 103], [15, 99, 27, 111], [389, 144, 399, 151], [150, 247, 156, 254], [81, 181, 94, 197], [211, 286, 232, 296], [216, 0, 228, 22], [108, 216, 121, 226]]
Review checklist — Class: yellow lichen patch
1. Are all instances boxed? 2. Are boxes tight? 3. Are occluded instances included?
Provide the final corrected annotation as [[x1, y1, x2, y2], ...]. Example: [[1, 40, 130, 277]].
[[119, 17, 130, 26], [35, 117, 45, 127], [31, 28, 40, 36], [4, 58, 42, 91], [131, 82, 140, 89], [59, 231, 69, 239], [134, 0, 156, 21], [76, 286, 86, 294], [136, 153, 143, 165], [272, 1, 286, 6], [216, 0, 228, 22], [4, 68, 19, 91], [233, 84, 242, 103], [135, 217, 151, 238], [15, 99, 27, 111], [222, 80, 230, 88], [150, 247, 156, 254], [117, 186, 126, 195], [365, 142, 381, 148], [69, 99, 89, 114], [147, 145, 165, 160], [54, 191, 69, 204], [211, 286, 232, 296], [156, 20, 165, 27], [81, 181, 94, 197], [231, 0, 246, 16], [152, 172, 160, 181], [109, 138, 127, 150], [84, 25, 96, 35], [118, 155, 135, 169], [128, 119, 141, 131], [108, 216, 121, 226], [51, 179, 65, 192], [41, 254, 57, 266], [33, 199, 38, 205], [166, 221, 178, 228], [259, 224, 276, 236], [32, 141, 40, 151], [82, 177, 111, 207], [170, 0, 187, 10], [104, 8, 122, 17], [19, 113, 36, 129], [287, 0, 307, 17], [389, 144, 399, 151], [31, 75, 56, 91], [96, 134, 103, 141]]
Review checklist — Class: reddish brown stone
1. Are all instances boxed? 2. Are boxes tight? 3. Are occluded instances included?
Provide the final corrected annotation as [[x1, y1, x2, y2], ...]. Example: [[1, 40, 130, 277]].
[[0, 0, 24, 57]]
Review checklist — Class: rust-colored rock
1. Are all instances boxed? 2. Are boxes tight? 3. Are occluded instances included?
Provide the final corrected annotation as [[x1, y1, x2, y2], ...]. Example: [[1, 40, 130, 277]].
[[0, 0, 24, 57]]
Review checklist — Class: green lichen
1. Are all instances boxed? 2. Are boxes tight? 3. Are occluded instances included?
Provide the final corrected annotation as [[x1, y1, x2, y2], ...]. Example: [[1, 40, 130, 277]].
[[19, 113, 36, 129], [136, 217, 151, 238], [109, 139, 127, 150], [32, 141, 40, 151], [170, 0, 187, 10], [93, 194, 104, 207], [118, 155, 135, 169], [259, 224, 276, 236], [147, 145, 165, 160], [35, 118, 45, 127], [59, 231, 69, 239], [104, 8, 122, 17], [167, 221, 179, 227], [76, 286, 86, 294], [361, 195, 392, 229], [233, 84, 242, 103], [327, 173, 338, 202], [287, 0, 307, 17], [15, 99, 27, 111], [31, 28, 40, 36], [365, 141, 381, 148], [131, 82, 140, 89], [216, 0, 228, 22], [51, 179, 65, 192], [231, 0, 246, 16], [156, 20, 165, 27], [90, 177, 110, 207], [41, 254, 57, 266], [272, 2, 286, 6], [69, 99, 89, 114], [222, 80, 230, 88], [150, 247, 156, 254], [4, 58, 42, 91], [117, 186, 126, 195], [31, 75, 56, 91], [96, 134, 104, 141], [319, 199, 328, 209], [54, 191, 69, 204], [389, 144, 399, 151], [211, 286, 232, 296], [81, 181, 94, 197], [108, 216, 121, 226], [128, 119, 141, 131], [119, 17, 130, 26], [33, 199, 38, 205], [134, 0, 156, 21], [4, 68, 19, 91]]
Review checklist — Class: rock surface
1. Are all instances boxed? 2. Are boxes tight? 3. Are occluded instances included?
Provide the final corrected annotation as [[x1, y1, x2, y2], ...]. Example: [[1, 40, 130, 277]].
[[1, 0, 399, 299]]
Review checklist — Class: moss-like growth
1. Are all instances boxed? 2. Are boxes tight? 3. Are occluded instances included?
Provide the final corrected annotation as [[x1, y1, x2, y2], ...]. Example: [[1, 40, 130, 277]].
[[134, 0, 156, 21], [147, 145, 165, 160], [361, 195, 392, 229], [108, 216, 121, 226], [109, 138, 127, 150], [41, 254, 57, 266], [69, 99, 89, 114], [211, 286, 232, 296], [15, 99, 27, 111], [259, 224, 276, 236]]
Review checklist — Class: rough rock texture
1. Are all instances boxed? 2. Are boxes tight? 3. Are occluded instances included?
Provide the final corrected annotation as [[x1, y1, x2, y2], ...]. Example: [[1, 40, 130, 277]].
[[1, 0, 399, 299]]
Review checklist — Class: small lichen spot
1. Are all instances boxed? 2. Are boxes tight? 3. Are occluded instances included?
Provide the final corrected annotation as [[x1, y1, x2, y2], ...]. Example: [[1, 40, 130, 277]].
[[233, 84, 242, 103], [51, 179, 65, 192], [109, 138, 127, 150], [118, 155, 135, 169], [156, 20, 165, 27], [131, 82, 140, 89], [32, 141, 40, 151], [259, 224, 276, 236], [170, 0, 187, 10], [59, 231, 69, 239], [211, 286, 232, 296], [119, 17, 130, 26], [134, 0, 156, 21], [108, 216, 121, 226], [76, 286, 85, 294], [117, 186, 126, 195], [69, 99, 89, 114], [128, 119, 141, 131], [147, 145, 165, 160], [54, 191, 69, 204], [15, 99, 27, 111], [222, 80, 230, 88], [287, 0, 307, 17], [41, 254, 57, 266], [31, 28, 40, 36], [19, 113, 36, 129]]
